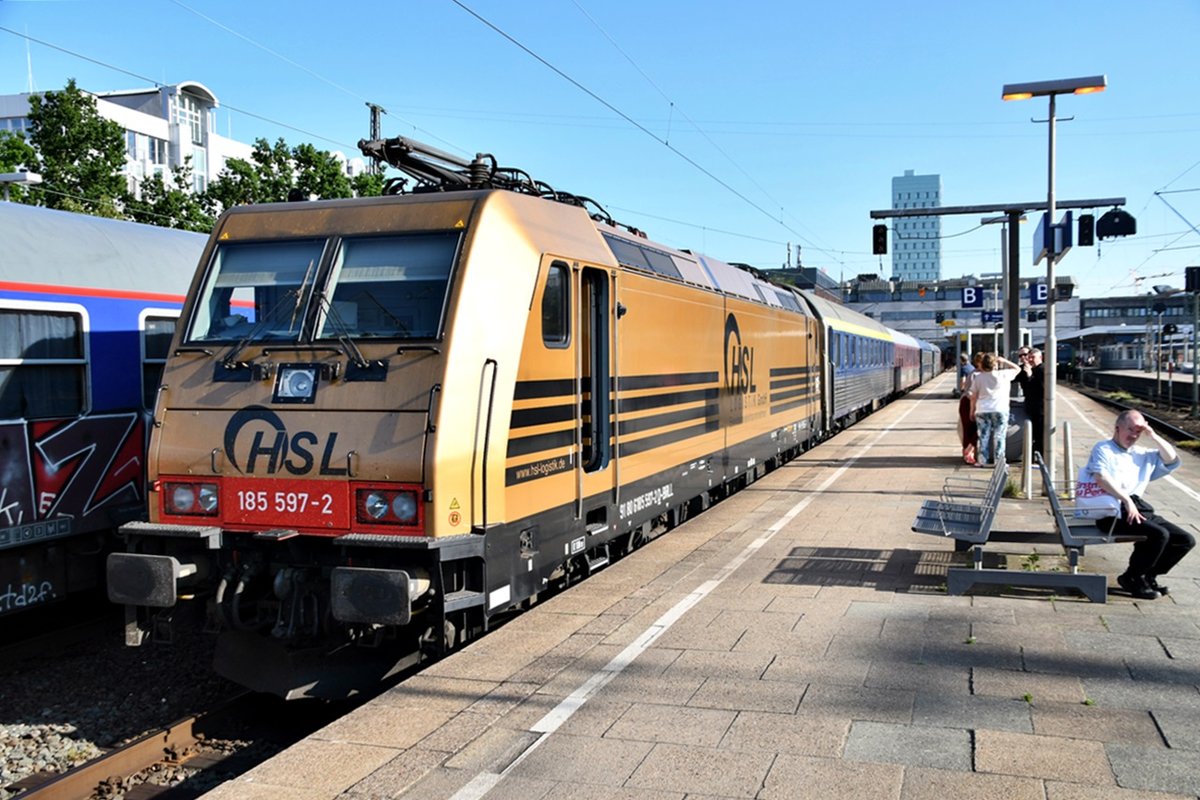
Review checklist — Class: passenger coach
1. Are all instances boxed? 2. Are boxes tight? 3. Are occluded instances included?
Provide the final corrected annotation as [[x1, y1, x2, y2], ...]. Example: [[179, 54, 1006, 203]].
[[0, 204, 204, 617]]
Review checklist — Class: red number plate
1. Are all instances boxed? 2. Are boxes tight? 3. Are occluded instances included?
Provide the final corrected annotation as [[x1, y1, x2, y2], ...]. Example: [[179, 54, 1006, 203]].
[[223, 478, 349, 530]]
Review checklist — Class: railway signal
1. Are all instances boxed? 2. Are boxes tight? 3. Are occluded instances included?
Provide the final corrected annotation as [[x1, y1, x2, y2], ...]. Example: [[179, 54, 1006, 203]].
[[872, 224, 888, 255]]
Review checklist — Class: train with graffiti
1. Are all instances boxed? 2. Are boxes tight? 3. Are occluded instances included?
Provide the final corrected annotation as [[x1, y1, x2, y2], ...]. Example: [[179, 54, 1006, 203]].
[[106, 137, 942, 698], [0, 203, 205, 619]]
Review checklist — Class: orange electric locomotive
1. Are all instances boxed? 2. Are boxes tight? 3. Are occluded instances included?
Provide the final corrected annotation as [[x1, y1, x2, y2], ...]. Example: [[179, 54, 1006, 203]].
[[108, 137, 905, 698]]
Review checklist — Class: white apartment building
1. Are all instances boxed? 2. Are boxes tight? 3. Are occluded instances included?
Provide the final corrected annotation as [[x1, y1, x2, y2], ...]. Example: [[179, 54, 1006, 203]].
[[0, 81, 365, 196], [891, 169, 942, 283]]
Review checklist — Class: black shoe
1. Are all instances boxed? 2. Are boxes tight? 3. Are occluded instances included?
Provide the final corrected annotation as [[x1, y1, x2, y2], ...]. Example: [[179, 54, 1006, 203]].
[[1148, 576, 1170, 596], [1117, 573, 1161, 600]]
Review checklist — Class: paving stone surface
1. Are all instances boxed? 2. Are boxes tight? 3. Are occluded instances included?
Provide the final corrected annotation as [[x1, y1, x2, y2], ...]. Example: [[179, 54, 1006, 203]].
[[1108, 744, 1200, 796], [975, 729, 1114, 785], [910, 691, 1033, 733], [843, 720, 972, 771], [196, 382, 1200, 799]]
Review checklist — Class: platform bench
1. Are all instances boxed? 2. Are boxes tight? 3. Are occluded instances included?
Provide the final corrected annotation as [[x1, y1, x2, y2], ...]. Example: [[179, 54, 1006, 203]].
[[917, 454, 1128, 603], [911, 460, 1008, 546]]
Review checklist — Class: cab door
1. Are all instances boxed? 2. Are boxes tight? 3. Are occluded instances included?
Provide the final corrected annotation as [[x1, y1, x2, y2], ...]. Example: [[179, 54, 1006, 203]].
[[575, 265, 617, 533]]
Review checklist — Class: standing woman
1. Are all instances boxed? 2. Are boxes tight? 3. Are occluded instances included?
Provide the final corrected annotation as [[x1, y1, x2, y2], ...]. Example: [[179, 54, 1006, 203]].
[[969, 352, 1022, 467], [958, 352, 982, 464]]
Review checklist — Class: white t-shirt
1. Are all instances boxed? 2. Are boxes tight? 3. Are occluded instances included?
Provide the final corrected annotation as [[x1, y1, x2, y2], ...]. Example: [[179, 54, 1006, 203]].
[[970, 367, 1020, 414]]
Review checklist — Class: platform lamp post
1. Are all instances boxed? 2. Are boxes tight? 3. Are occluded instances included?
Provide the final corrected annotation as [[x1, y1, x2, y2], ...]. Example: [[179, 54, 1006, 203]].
[[1002, 75, 1106, 485]]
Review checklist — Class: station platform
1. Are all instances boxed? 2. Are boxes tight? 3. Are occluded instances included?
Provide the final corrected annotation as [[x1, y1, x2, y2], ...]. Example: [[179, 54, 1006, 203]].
[[203, 375, 1200, 800]]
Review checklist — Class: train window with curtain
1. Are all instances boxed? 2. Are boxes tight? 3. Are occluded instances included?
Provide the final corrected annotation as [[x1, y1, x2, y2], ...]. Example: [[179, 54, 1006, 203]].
[[142, 315, 178, 410], [0, 306, 85, 419], [541, 261, 570, 347], [318, 231, 463, 340]]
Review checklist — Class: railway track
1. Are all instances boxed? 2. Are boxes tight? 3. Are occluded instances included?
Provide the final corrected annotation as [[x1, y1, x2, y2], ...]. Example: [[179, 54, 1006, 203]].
[[5, 691, 349, 800], [1071, 378, 1200, 442], [8, 695, 241, 800]]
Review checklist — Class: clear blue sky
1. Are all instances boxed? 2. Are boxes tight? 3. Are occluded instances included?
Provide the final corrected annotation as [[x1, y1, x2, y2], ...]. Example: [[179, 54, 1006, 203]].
[[2, 0, 1198, 298]]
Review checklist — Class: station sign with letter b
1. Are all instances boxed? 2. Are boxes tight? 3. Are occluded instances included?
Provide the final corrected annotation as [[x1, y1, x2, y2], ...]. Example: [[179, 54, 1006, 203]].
[[961, 286, 983, 308], [1029, 282, 1049, 305]]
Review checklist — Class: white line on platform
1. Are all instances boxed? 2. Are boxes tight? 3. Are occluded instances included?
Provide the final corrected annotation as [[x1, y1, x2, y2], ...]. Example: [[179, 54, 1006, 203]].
[[449, 394, 926, 800]]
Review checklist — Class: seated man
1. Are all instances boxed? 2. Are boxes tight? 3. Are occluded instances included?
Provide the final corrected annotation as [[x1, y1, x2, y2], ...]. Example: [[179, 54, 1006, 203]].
[[1079, 409, 1193, 599]]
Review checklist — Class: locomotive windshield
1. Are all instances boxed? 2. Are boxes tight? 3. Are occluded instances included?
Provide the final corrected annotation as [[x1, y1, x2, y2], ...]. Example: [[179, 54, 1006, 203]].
[[188, 239, 326, 343], [315, 232, 460, 340], [186, 232, 461, 344]]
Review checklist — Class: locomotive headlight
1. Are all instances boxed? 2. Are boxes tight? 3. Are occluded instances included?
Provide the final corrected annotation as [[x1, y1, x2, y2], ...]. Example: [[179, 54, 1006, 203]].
[[391, 491, 418, 524], [164, 481, 219, 516], [198, 485, 219, 513], [363, 492, 389, 520], [354, 484, 425, 530], [274, 365, 318, 403], [171, 484, 196, 513]]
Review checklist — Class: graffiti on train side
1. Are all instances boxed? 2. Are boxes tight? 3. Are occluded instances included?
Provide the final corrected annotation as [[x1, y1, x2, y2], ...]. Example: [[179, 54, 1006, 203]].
[[0, 580, 56, 613], [0, 413, 145, 550]]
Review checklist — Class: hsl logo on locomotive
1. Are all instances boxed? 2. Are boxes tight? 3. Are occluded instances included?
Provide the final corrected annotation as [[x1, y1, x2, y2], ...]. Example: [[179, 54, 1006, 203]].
[[223, 406, 347, 475], [724, 313, 756, 395]]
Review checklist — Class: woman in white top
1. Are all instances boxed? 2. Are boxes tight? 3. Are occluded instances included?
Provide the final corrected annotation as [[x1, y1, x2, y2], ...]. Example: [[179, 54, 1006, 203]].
[[968, 352, 1022, 467]]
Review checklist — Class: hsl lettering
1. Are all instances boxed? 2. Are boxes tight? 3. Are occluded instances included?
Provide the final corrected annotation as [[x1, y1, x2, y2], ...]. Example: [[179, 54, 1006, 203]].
[[223, 406, 347, 476]]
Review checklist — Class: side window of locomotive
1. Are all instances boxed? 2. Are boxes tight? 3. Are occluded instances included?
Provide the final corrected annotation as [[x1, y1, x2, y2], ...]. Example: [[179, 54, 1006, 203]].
[[188, 239, 326, 342], [541, 262, 570, 347], [142, 315, 178, 410], [0, 306, 85, 419], [318, 232, 461, 340]]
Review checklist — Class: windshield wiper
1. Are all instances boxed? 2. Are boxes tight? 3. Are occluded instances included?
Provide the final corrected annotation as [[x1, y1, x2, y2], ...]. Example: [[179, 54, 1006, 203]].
[[221, 289, 302, 369], [317, 292, 369, 369]]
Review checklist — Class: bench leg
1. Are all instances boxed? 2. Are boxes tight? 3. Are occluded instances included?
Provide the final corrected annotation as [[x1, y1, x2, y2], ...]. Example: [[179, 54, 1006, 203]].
[[946, 567, 1109, 603]]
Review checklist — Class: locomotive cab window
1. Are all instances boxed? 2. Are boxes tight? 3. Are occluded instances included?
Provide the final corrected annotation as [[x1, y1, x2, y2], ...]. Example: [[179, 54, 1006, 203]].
[[541, 261, 570, 347], [316, 232, 461, 340], [0, 306, 86, 419], [188, 239, 326, 342]]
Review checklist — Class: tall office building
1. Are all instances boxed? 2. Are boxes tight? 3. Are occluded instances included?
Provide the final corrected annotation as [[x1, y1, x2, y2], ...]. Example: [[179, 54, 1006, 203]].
[[890, 169, 942, 282]]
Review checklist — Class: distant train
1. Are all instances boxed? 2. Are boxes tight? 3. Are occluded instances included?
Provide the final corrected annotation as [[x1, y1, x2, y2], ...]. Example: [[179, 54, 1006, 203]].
[[106, 137, 943, 698], [0, 204, 205, 618]]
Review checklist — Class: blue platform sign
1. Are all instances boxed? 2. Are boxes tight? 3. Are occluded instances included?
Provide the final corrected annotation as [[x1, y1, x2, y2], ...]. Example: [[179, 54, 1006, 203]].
[[1030, 282, 1049, 305], [1033, 211, 1074, 266], [961, 286, 983, 308], [982, 311, 1003, 324]]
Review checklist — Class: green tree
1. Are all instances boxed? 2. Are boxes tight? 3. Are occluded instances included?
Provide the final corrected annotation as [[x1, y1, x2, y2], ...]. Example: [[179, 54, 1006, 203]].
[[126, 158, 215, 232], [206, 136, 373, 211], [251, 137, 296, 203], [351, 170, 385, 198], [203, 156, 264, 211], [0, 131, 39, 204], [26, 78, 128, 217], [293, 143, 351, 199], [206, 137, 296, 209]]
